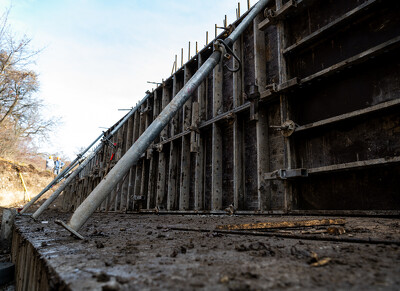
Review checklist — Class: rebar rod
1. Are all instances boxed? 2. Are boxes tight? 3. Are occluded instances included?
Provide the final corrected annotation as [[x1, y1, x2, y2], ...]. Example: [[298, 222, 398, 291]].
[[58, 0, 272, 238]]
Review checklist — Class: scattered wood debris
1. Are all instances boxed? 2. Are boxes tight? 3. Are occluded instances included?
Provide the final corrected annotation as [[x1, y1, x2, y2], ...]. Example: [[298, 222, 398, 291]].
[[215, 218, 346, 230]]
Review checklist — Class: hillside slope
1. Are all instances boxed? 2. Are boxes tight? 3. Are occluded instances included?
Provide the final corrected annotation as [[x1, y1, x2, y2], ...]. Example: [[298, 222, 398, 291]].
[[0, 158, 55, 208]]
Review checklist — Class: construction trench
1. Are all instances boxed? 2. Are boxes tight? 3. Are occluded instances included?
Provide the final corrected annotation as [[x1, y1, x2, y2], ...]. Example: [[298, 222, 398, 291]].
[[3, 0, 400, 289]]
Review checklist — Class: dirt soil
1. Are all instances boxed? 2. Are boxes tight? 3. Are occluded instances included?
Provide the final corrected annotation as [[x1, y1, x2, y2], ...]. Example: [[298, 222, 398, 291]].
[[12, 212, 400, 290], [0, 158, 56, 208]]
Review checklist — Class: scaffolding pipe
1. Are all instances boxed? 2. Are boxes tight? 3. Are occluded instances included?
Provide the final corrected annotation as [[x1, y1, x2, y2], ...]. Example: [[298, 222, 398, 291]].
[[19, 131, 104, 214], [57, 0, 272, 238], [32, 92, 151, 219]]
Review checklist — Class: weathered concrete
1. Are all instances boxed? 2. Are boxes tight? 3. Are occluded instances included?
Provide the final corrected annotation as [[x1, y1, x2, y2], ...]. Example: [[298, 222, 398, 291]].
[[11, 212, 400, 290]]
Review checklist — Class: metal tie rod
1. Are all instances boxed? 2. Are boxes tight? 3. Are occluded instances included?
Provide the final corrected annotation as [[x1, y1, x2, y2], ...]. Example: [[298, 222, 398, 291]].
[[32, 92, 151, 220], [56, 0, 272, 239]]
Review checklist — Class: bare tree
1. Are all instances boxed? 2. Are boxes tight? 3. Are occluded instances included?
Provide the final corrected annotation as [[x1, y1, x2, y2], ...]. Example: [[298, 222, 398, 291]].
[[0, 8, 58, 158]]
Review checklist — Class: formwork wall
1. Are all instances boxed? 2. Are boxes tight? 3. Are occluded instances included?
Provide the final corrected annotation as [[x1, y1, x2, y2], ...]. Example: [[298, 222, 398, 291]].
[[61, 0, 400, 214]]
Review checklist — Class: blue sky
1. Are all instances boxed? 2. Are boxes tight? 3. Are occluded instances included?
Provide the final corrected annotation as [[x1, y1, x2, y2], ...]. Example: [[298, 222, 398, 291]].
[[0, 0, 249, 159]]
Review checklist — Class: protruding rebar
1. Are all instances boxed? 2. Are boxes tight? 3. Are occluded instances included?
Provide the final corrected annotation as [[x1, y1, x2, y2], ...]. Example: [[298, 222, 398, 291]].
[[188, 41, 191, 61], [179, 48, 182, 67]]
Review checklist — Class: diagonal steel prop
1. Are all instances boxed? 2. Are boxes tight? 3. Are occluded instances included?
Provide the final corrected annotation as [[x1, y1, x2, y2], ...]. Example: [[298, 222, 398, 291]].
[[56, 0, 272, 239], [31, 92, 151, 220], [19, 131, 104, 214]]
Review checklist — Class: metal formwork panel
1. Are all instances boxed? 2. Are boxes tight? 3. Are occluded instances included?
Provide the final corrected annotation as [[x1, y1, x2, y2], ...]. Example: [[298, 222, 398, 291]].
[[60, 0, 400, 215]]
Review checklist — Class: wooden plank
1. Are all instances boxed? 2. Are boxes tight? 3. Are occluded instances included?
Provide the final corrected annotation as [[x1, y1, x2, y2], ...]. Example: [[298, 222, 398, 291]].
[[194, 54, 205, 210], [254, 13, 270, 211], [233, 34, 245, 210], [179, 65, 193, 210], [212, 62, 223, 210], [216, 218, 346, 230]]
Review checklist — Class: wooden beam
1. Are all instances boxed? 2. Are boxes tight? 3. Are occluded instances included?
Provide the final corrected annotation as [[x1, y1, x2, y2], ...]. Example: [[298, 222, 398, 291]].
[[216, 218, 346, 230]]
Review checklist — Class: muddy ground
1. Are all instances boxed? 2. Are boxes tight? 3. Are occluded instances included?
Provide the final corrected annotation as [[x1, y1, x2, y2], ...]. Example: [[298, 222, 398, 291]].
[[12, 212, 400, 290]]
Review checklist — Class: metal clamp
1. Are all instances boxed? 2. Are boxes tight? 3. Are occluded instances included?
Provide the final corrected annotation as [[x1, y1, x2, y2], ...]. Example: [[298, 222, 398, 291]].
[[102, 134, 116, 149], [214, 39, 241, 73]]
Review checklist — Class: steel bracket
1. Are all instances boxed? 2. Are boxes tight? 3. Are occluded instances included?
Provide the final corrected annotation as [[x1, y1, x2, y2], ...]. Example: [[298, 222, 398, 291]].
[[265, 168, 308, 180]]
